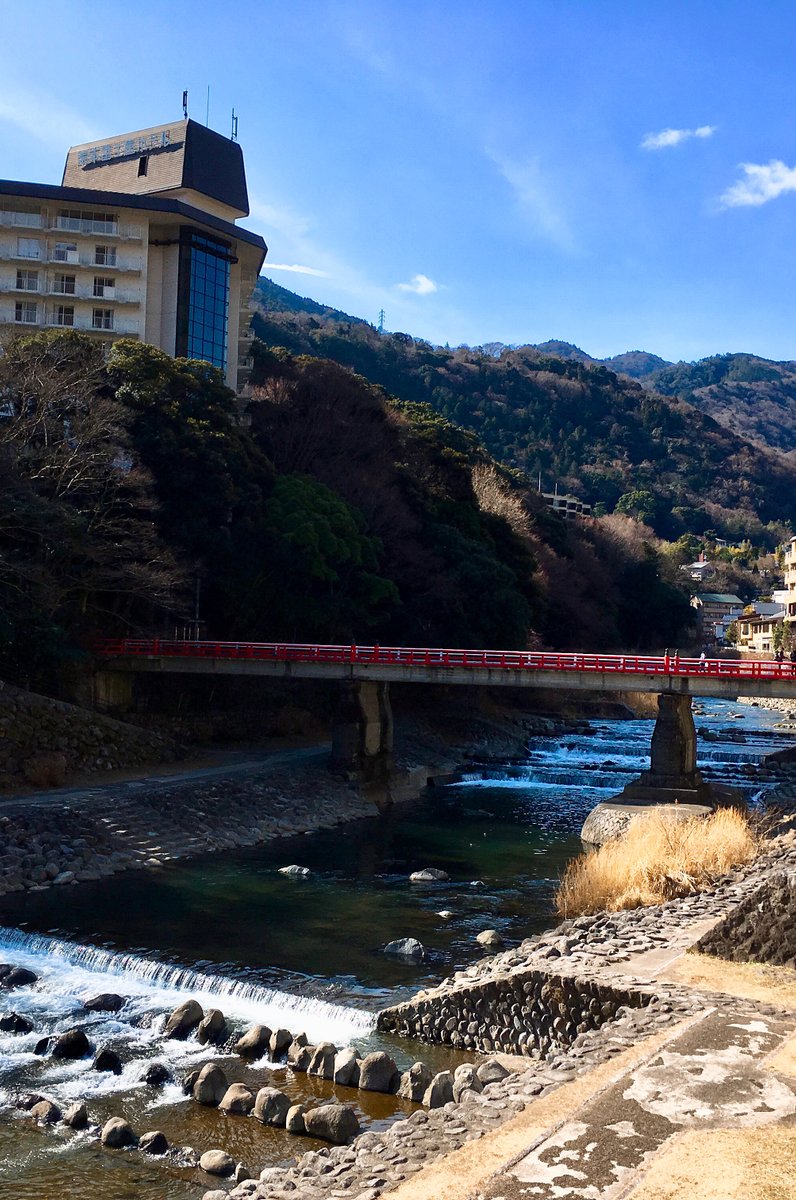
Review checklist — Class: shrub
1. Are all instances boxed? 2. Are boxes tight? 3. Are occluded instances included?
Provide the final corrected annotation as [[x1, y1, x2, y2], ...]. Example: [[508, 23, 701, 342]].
[[556, 807, 758, 917]]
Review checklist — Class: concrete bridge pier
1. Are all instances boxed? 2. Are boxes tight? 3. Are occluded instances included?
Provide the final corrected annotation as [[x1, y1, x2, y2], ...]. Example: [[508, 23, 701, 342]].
[[581, 692, 739, 844], [331, 681, 394, 783]]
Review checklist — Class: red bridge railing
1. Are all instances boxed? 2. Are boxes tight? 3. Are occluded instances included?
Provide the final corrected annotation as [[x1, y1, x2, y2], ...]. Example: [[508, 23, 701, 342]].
[[93, 640, 796, 682]]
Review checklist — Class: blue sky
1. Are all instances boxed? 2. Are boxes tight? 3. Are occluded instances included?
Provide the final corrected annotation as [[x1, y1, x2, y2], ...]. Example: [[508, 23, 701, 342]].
[[2, 0, 795, 362]]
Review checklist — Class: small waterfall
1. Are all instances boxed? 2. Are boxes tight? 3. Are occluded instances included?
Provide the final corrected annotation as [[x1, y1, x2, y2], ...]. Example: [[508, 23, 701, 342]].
[[0, 927, 376, 1043]]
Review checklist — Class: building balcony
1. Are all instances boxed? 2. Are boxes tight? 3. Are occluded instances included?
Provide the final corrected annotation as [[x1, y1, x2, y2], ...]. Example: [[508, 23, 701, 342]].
[[50, 217, 143, 240], [45, 313, 140, 335], [0, 211, 44, 229]]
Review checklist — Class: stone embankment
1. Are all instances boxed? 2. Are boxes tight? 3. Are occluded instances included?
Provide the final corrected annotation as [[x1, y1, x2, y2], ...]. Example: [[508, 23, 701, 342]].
[[0, 679, 177, 790], [0, 689, 568, 899], [194, 818, 796, 1200]]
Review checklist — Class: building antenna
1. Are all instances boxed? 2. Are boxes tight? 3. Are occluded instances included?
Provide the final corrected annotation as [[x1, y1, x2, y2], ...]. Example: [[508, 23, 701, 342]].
[[182, 89, 188, 119], [377, 308, 385, 334], [205, 85, 211, 127], [231, 108, 238, 142]]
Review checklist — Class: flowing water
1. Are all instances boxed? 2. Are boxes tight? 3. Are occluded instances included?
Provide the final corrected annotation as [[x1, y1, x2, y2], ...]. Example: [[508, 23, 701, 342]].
[[0, 698, 791, 1198]]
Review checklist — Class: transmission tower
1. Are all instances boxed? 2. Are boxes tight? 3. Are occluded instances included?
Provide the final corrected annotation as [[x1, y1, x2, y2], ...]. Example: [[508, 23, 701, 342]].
[[377, 309, 385, 334]]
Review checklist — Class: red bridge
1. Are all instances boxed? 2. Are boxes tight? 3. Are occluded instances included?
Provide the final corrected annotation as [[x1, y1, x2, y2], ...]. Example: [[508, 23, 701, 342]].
[[95, 639, 795, 699], [94, 639, 794, 800]]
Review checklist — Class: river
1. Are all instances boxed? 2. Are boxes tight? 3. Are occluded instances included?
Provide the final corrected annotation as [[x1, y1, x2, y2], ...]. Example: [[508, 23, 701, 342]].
[[0, 698, 791, 1198]]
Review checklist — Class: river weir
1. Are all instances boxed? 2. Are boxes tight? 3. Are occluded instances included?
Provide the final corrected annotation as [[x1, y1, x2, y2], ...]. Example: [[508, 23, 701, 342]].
[[0, 698, 793, 1198]]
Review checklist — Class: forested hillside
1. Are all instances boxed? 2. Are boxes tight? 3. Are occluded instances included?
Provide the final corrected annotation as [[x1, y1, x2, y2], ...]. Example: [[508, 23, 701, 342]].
[[249, 294, 796, 546], [0, 330, 694, 688]]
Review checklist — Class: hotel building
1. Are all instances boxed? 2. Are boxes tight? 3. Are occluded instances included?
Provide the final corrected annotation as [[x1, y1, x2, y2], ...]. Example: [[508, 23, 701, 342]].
[[0, 119, 267, 391]]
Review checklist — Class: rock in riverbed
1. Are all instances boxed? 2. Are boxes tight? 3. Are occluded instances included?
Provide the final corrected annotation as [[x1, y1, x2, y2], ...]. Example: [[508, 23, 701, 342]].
[[0, 1012, 33, 1033], [200, 1149, 235, 1176], [193, 1063, 228, 1107], [101, 1117, 136, 1148], [140, 1130, 169, 1155], [234, 1024, 272, 1058], [83, 992, 124, 1013], [476, 928, 504, 948], [409, 868, 449, 882], [383, 937, 425, 960], [52, 1028, 91, 1059], [164, 999, 204, 1039], [358, 1051, 399, 1093], [0, 965, 38, 989], [278, 865, 311, 878], [303, 1103, 360, 1144]]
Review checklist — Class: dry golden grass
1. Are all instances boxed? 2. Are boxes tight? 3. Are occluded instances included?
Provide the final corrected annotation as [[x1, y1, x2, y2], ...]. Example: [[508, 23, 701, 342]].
[[556, 807, 758, 917]]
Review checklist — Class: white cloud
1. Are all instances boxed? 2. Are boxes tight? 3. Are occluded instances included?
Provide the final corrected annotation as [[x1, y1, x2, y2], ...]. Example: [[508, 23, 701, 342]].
[[0, 86, 97, 150], [266, 263, 329, 277], [641, 124, 716, 150], [397, 273, 438, 295], [487, 150, 575, 253], [719, 160, 796, 208]]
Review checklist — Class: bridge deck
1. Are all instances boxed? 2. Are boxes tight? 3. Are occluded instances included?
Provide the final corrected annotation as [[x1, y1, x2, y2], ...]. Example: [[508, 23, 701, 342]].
[[95, 640, 796, 701]]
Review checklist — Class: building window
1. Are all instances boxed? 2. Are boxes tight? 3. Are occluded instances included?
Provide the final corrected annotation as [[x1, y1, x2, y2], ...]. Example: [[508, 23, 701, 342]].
[[14, 301, 37, 324], [15, 269, 38, 291], [52, 304, 74, 327], [95, 245, 117, 267], [54, 242, 78, 264], [57, 209, 118, 235], [137, 155, 149, 177], [93, 276, 115, 298], [176, 228, 231, 371], [92, 308, 114, 330], [17, 237, 41, 259], [53, 273, 76, 295]]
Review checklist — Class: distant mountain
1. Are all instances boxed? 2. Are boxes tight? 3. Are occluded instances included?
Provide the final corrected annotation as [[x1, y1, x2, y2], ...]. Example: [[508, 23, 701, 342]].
[[253, 276, 369, 326], [249, 283, 796, 545], [645, 354, 796, 456]]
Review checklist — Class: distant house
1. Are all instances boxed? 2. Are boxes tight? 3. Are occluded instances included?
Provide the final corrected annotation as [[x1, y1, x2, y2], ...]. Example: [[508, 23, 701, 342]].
[[736, 597, 786, 654], [542, 492, 592, 519], [690, 593, 744, 643], [785, 537, 796, 622], [682, 559, 715, 583]]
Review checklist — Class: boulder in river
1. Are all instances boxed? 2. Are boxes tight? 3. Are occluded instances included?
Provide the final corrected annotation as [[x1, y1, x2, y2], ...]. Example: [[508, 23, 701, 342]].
[[196, 1008, 227, 1046], [101, 1117, 136, 1148], [200, 1150, 235, 1177], [182, 1069, 201, 1094], [233, 1024, 272, 1058], [163, 999, 204, 1039], [93, 1047, 123, 1075], [278, 865, 311, 878], [303, 1103, 360, 1144], [30, 1099, 61, 1124], [83, 993, 125, 1013], [383, 937, 425, 960], [358, 1051, 399, 1093], [476, 929, 504, 948], [285, 1102, 310, 1135], [52, 1028, 91, 1060], [397, 1061, 433, 1102], [140, 1130, 169, 1155], [287, 1039, 313, 1071], [269, 1027, 292, 1059], [63, 1102, 88, 1129], [142, 1063, 171, 1087], [437, 910, 454, 920], [409, 868, 449, 882], [0, 1012, 34, 1033], [0, 965, 38, 990], [253, 1086, 290, 1127], [193, 1063, 228, 1107], [218, 1083, 256, 1115], [33, 1037, 51, 1056], [423, 1070, 454, 1108], [333, 1046, 360, 1087], [307, 1042, 337, 1079]]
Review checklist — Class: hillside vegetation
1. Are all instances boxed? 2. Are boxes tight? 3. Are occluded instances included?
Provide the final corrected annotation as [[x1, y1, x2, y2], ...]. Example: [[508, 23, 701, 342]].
[[0, 330, 694, 689], [250, 290, 796, 546]]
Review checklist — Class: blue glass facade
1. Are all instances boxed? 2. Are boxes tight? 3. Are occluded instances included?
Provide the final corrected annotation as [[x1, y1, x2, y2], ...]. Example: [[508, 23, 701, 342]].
[[176, 229, 231, 371]]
